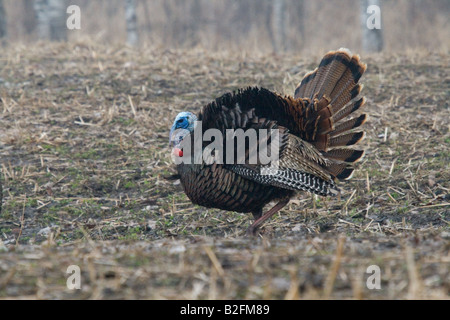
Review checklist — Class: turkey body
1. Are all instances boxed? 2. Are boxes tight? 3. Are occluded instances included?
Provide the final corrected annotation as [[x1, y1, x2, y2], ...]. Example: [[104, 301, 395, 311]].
[[177, 162, 294, 216], [171, 49, 368, 234]]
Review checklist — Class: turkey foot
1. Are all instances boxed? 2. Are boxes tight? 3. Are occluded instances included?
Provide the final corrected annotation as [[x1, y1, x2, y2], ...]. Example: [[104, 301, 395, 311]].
[[246, 197, 290, 236]]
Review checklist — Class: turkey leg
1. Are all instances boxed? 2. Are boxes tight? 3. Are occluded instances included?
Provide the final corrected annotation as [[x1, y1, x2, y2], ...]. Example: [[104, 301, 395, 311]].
[[246, 197, 290, 235]]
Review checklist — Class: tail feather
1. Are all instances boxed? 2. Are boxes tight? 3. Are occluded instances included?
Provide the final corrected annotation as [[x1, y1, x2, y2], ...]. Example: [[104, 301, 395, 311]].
[[329, 55, 366, 106], [295, 48, 366, 102], [294, 48, 367, 181], [295, 69, 317, 100], [332, 97, 365, 123], [330, 131, 365, 147], [313, 50, 354, 100], [331, 84, 363, 115], [331, 114, 367, 137], [324, 163, 355, 180], [323, 148, 364, 163]]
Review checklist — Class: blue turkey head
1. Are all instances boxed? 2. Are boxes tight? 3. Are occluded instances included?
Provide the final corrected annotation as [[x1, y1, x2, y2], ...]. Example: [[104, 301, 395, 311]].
[[169, 111, 198, 148]]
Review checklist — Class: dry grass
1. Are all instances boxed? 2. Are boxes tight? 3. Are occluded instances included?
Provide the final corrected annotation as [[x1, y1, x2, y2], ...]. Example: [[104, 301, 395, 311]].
[[0, 42, 449, 299]]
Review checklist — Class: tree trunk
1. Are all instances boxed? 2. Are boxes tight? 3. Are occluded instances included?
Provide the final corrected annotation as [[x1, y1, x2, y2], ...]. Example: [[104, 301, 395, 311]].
[[35, 0, 67, 41], [34, 0, 50, 40], [271, 0, 286, 53], [297, 0, 305, 45], [48, 0, 67, 41], [0, 0, 6, 43], [125, 0, 139, 46], [0, 171, 2, 214], [360, 0, 384, 52], [141, 0, 152, 36], [188, 0, 201, 46], [23, 0, 37, 36]]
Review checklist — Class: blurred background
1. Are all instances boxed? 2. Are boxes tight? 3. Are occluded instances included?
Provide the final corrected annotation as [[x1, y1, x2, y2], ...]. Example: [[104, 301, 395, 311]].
[[0, 0, 449, 54]]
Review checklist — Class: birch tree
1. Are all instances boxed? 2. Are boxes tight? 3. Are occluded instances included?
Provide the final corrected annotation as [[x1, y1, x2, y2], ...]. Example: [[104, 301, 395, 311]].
[[34, 0, 50, 39], [0, 0, 7, 43], [125, 0, 138, 46], [0, 174, 2, 214], [23, 0, 36, 36], [360, 0, 384, 52], [34, 0, 67, 41], [48, 0, 67, 41], [271, 0, 286, 53]]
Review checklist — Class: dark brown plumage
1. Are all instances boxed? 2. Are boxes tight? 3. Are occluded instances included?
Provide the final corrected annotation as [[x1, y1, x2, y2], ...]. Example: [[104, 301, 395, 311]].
[[171, 48, 367, 234]]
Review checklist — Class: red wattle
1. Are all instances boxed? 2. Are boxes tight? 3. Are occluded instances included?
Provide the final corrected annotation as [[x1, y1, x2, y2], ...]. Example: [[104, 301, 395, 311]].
[[173, 148, 183, 157]]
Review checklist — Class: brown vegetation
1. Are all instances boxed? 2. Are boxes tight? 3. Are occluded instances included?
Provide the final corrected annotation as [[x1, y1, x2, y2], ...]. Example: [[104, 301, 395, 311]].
[[0, 42, 449, 299]]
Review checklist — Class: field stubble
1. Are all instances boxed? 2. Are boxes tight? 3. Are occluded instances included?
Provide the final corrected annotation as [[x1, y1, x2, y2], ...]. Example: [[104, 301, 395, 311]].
[[0, 42, 448, 299]]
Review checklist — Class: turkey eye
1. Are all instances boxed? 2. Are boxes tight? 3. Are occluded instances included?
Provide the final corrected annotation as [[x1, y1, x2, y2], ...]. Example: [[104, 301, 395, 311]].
[[177, 119, 184, 123]]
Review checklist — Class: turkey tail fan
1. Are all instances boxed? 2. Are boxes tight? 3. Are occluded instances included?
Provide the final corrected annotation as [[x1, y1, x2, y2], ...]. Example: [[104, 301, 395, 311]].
[[294, 48, 366, 104], [294, 48, 367, 181]]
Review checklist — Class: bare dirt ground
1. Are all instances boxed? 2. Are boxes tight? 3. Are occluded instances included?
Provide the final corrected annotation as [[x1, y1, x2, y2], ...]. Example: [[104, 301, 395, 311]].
[[0, 43, 448, 299]]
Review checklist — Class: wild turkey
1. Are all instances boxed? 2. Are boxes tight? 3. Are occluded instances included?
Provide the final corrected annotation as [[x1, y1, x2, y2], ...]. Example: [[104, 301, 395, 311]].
[[169, 48, 367, 234]]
